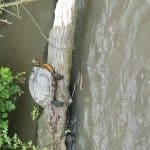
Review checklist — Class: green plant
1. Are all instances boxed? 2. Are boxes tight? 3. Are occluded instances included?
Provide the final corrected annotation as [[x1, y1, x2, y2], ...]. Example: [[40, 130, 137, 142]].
[[31, 106, 39, 120], [64, 129, 71, 135], [0, 67, 36, 149], [11, 134, 36, 150]]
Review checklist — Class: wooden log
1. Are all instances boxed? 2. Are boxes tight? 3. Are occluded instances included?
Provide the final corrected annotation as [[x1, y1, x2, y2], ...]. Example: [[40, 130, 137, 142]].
[[37, 0, 76, 149]]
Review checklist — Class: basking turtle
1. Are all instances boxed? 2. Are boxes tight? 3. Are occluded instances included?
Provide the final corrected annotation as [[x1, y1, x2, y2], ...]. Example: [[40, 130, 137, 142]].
[[29, 58, 64, 108]]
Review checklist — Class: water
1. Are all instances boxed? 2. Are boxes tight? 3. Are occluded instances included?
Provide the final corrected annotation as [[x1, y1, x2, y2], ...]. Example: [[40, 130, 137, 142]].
[[74, 0, 150, 149], [1, 0, 150, 149], [0, 0, 55, 143]]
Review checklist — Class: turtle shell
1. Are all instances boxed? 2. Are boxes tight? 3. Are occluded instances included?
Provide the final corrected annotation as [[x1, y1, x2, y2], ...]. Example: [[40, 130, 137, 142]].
[[29, 66, 55, 108]]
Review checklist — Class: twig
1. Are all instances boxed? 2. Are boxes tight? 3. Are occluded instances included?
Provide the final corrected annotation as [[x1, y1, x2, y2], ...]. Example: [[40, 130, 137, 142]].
[[0, 0, 37, 39], [0, 0, 37, 8], [16, 0, 20, 17], [21, 4, 49, 42], [1, 8, 22, 19], [79, 74, 83, 90], [0, 19, 12, 25], [71, 71, 81, 98], [71, 83, 76, 98], [0, 34, 4, 37]]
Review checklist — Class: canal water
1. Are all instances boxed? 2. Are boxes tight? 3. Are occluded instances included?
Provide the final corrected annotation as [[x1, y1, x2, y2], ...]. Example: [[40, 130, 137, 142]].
[[0, 0, 55, 143], [73, 0, 150, 149]]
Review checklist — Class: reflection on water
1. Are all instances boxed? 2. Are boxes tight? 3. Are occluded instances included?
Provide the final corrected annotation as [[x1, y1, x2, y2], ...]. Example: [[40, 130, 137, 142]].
[[0, 0, 54, 143], [74, 0, 150, 149]]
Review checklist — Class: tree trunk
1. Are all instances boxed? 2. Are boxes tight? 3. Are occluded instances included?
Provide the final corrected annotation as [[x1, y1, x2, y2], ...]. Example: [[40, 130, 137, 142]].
[[37, 0, 76, 149]]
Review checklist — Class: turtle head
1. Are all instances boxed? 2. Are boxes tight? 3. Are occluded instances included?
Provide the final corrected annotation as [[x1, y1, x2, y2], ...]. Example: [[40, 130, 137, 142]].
[[31, 58, 41, 66]]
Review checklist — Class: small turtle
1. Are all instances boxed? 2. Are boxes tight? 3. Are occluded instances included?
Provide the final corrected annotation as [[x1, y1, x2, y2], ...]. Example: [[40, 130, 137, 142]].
[[29, 58, 64, 108]]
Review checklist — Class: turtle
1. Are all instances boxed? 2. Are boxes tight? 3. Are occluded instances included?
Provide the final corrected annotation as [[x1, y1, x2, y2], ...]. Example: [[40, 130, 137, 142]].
[[29, 58, 64, 108]]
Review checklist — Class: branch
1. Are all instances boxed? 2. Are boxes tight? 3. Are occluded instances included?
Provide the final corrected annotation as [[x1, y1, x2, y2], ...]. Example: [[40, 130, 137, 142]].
[[0, 0, 37, 8], [0, 34, 4, 37], [1, 8, 22, 19], [0, 19, 12, 25], [21, 5, 48, 41]]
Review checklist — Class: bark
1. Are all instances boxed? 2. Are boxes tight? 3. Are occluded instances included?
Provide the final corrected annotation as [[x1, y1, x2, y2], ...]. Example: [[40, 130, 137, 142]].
[[37, 0, 76, 149]]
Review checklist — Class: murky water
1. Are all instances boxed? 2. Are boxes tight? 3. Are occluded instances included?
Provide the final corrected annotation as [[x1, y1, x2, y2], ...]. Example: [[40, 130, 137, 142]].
[[0, 0, 55, 143], [74, 0, 150, 149], [1, 0, 150, 149]]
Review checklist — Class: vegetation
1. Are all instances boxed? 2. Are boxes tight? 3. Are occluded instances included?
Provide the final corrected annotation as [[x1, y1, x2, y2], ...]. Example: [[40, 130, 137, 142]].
[[64, 129, 71, 135], [31, 106, 39, 121], [0, 67, 35, 149]]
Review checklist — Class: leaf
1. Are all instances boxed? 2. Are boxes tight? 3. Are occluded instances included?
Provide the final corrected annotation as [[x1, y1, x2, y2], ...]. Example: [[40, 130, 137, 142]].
[[9, 103, 16, 110], [65, 129, 71, 134], [0, 106, 5, 113], [0, 67, 10, 74], [0, 120, 8, 129], [13, 134, 17, 140], [5, 92, 10, 99], [28, 140, 32, 146], [5, 101, 15, 111], [0, 67, 13, 82], [22, 146, 27, 150], [11, 85, 21, 94], [2, 113, 8, 118]]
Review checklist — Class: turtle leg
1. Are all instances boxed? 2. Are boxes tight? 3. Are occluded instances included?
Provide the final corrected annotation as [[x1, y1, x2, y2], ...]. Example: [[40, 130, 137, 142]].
[[51, 99, 64, 107], [52, 67, 64, 80], [53, 73, 64, 80], [51, 77, 64, 107]]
